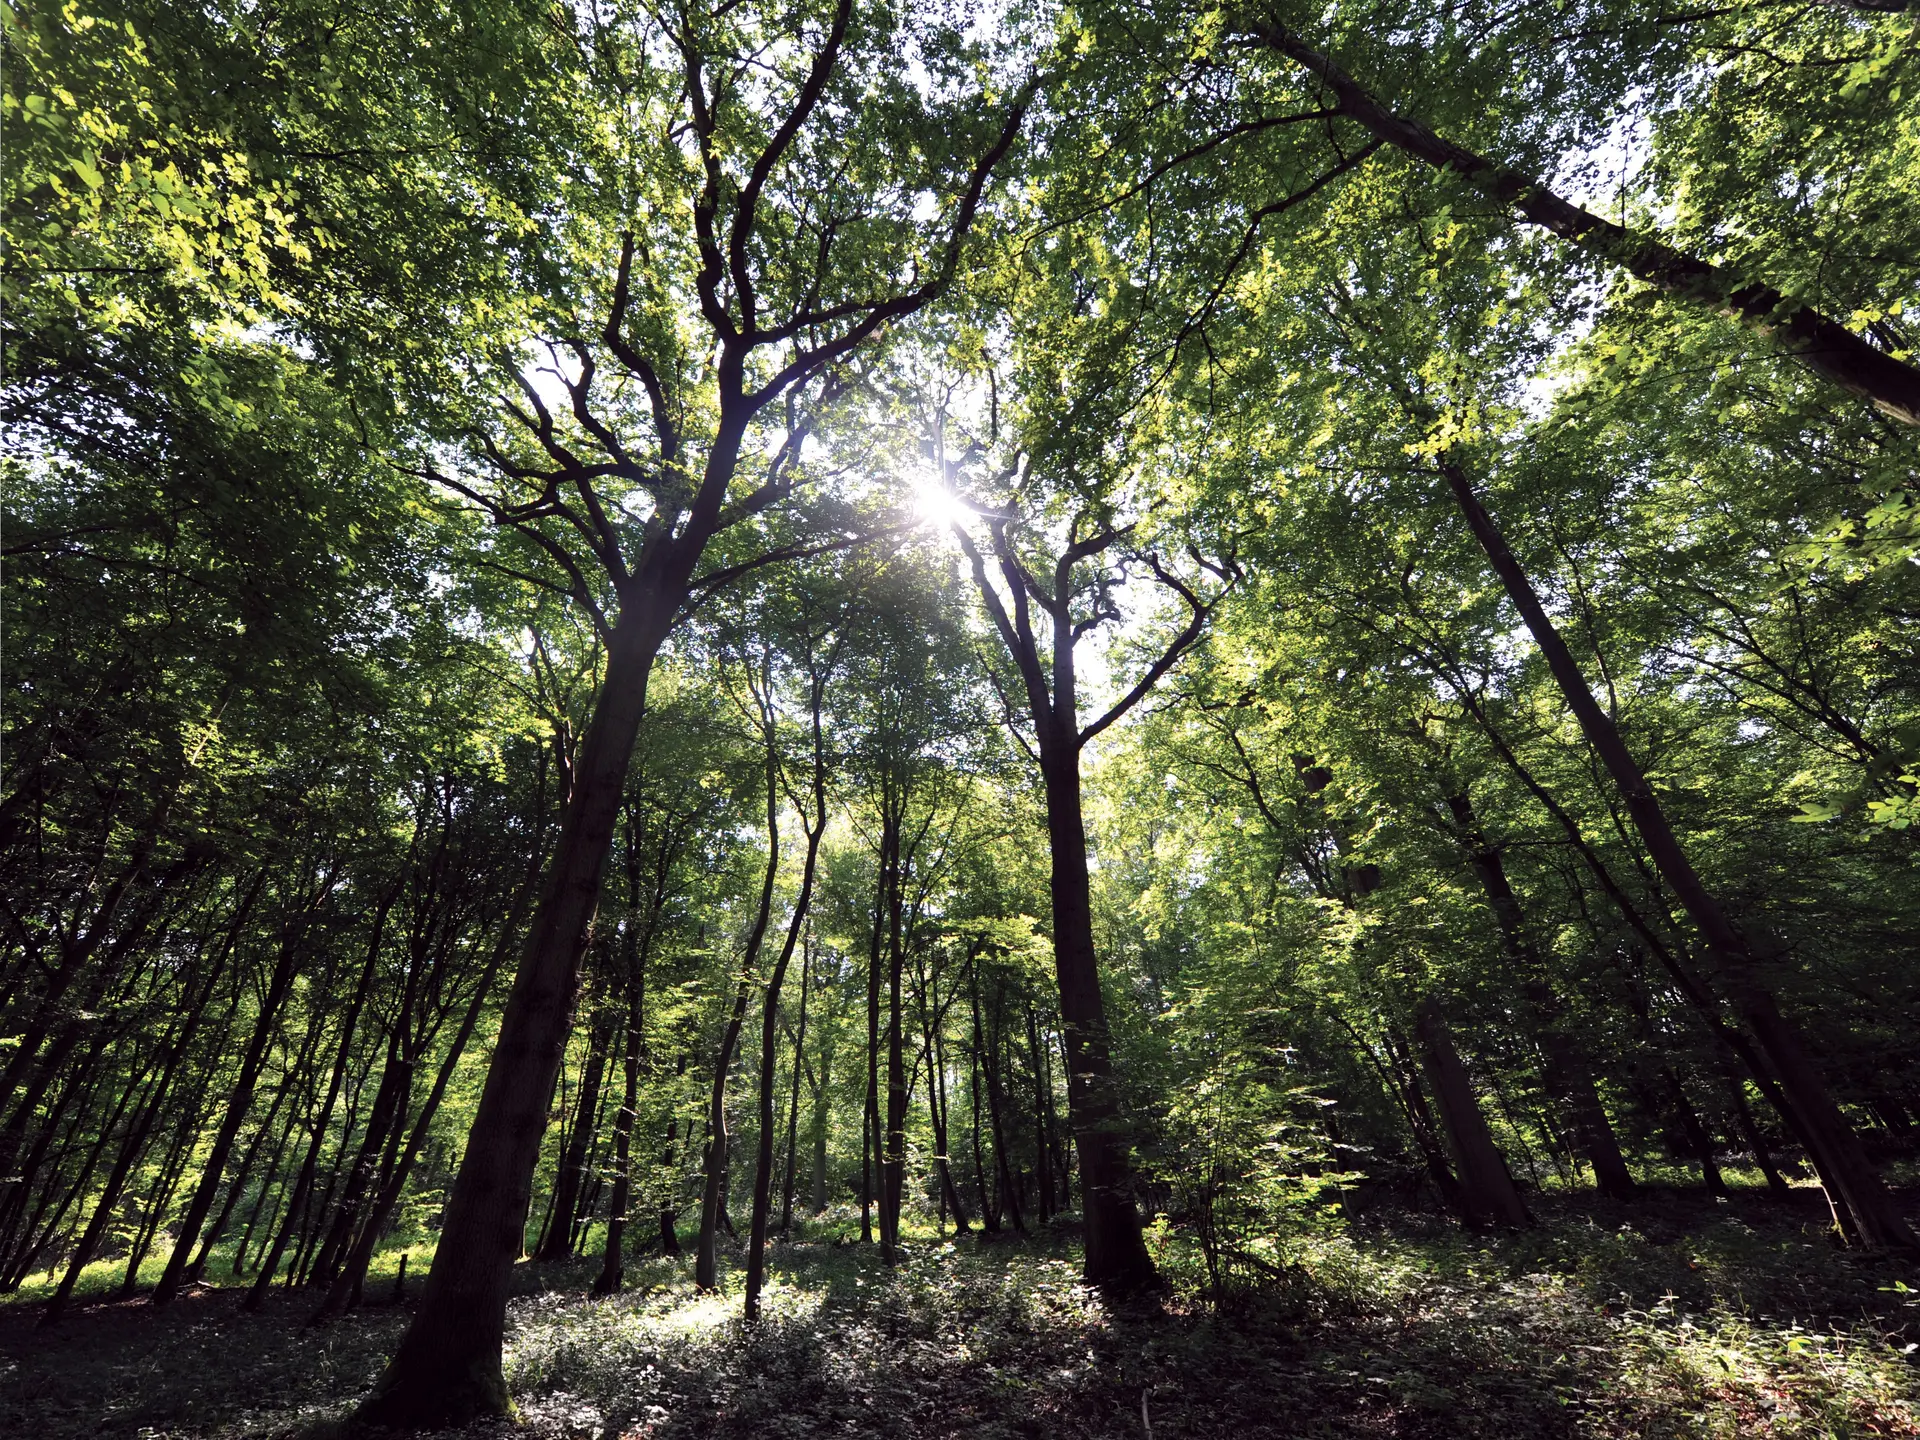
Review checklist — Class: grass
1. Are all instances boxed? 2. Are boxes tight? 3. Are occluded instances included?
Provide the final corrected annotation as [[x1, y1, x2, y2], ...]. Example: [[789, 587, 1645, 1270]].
[[1, 1187, 1914, 1438]]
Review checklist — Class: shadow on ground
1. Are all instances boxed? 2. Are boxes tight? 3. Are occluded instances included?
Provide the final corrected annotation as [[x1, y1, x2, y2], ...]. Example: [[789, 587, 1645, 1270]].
[[3, 1186, 1916, 1439]]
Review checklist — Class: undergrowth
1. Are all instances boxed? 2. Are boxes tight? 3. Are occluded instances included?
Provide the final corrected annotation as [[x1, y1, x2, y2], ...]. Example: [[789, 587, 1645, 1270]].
[[1, 1193, 1914, 1438]]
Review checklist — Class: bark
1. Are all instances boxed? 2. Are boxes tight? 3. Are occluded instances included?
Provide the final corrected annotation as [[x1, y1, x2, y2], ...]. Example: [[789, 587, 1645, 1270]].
[[808, 1023, 834, 1215], [777, 944, 810, 1237], [1438, 455, 1916, 1249], [593, 974, 644, 1296], [153, 890, 324, 1306], [1248, 20, 1920, 425], [955, 517, 1190, 1292], [243, 884, 392, 1309], [314, 930, 510, 1322], [1414, 997, 1532, 1228], [967, 970, 1001, 1233], [538, 1003, 609, 1263], [1026, 1002, 1055, 1224], [697, 733, 782, 1293], [354, 593, 675, 1428], [1378, 1022, 1472, 1218], [924, 970, 969, 1232], [1662, 1066, 1731, 1199], [745, 728, 828, 1318], [980, 973, 1025, 1234], [881, 819, 907, 1263], [1444, 789, 1636, 1199]]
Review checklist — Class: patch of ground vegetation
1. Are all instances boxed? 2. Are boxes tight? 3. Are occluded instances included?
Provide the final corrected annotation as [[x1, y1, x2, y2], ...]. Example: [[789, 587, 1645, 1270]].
[[3, 1191, 1915, 1440]]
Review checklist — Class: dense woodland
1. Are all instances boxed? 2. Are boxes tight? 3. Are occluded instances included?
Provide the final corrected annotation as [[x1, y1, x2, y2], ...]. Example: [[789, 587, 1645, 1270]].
[[3, 0, 1919, 1435]]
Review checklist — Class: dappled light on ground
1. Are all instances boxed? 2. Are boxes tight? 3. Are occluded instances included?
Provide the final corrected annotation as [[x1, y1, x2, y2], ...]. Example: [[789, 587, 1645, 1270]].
[[4, 1195, 1915, 1439]]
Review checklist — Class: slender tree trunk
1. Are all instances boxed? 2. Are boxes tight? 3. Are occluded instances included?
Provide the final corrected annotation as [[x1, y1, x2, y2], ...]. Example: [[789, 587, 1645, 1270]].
[[777, 942, 810, 1238], [1025, 1002, 1054, 1225], [540, 1008, 610, 1263], [1444, 790, 1635, 1199], [1438, 456, 1915, 1249], [745, 842, 825, 1317], [1375, 1021, 1471, 1218], [981, 975, 1025, 1234], [968, 969, 1000, 1233], [697, 738, 782, 1294], [808, 1024, 833, 1215], [244, 885, 393, 1309], [1249, 21, 1920, 425], [187, 1054, 302, 1284], [881, 830, 907, 1264], [861, 819, 888, 1248], [153, 910, 316, 1306], [315, 939, 511, 1322], [1723, 1070, 1793, 1197], [593, 981, 643, 1296], [1662, 1067, 1731, 1199], [926, 986, 969, 1232]]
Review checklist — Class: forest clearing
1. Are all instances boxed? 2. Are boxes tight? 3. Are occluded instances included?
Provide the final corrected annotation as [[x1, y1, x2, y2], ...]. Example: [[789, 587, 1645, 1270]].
[[4, 0, 1919, 1433]]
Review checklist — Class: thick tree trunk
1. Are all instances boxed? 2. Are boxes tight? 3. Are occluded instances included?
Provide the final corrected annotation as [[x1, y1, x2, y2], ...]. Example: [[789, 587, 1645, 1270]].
[[1036, 745, 1152, 1286], [1414, 997, 1531, 1228], [353, 597, 671, 1429], [1440, 456, 1915, 1249]]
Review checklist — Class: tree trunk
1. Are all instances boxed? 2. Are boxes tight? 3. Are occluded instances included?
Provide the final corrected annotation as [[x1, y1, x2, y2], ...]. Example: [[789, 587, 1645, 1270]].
[[539, 1007, 610, 1264], [153, 906, 317, 1306], [1414, 997, 1531, 1228], [314, 936, 510, 1322], [808, 1023, 833, 1215], [968, 969, 1000, 1233], [1444, 789, 1635, 1199], [593, 977, 644, 1296], [981, 972, 1025, 1235], [777, 944, 810, 1238], [1439, 456, 1915, 1250], [1249, 21, 1920, 425], [1025, 1002, 1055, 1225], [1036, 745, 1150, 1284], [244, 885, 392, 1309], [353, 596, 671, 1428], [697, 739, 782, 1294]]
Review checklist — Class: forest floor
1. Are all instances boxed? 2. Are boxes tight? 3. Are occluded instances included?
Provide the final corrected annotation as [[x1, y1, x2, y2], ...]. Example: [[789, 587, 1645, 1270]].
[[3, 1186, 1917, 1440]]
